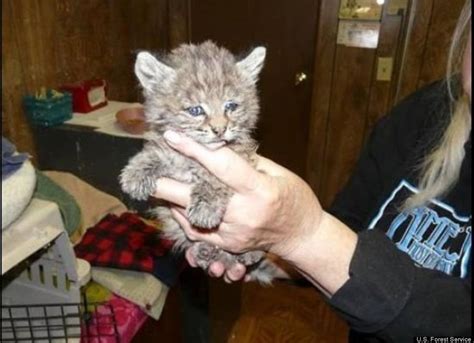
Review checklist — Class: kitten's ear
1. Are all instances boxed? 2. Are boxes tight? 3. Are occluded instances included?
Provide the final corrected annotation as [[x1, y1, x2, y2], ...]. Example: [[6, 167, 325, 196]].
[[135, 52, 176, 92], [237, 47, 266, 83]]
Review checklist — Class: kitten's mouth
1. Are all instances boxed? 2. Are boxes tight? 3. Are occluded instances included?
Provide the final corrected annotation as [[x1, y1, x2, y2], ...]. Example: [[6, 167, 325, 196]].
[[206, 140, 227, 150]]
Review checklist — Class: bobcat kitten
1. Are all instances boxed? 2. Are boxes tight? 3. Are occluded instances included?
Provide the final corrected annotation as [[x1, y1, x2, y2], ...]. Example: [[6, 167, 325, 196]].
[[120, 41, 277, 284]]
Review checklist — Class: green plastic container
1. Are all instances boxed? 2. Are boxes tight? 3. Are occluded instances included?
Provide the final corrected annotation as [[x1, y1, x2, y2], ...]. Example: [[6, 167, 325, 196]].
[[23, 91, 73, 127]]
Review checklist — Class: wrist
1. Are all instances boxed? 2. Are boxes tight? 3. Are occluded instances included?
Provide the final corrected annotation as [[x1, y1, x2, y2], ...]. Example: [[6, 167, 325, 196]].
[[269, 180, 323, 258], [281, 210, 330, 264], [280, 211, 358, 296]]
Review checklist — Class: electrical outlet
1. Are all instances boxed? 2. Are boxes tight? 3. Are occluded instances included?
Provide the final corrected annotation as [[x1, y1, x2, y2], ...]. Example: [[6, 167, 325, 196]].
[[377, 57, 394, 81]]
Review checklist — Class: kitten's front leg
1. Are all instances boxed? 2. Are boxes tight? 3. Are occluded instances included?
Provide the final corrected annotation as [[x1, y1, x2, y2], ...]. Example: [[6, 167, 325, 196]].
[[119, 149, 163, 201], [186, 179, 231, 229]]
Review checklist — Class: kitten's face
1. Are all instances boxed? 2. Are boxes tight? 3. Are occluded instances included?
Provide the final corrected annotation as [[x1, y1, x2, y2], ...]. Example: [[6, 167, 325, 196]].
[[166, 61, 258, 149], [135, 42, 266, 148]]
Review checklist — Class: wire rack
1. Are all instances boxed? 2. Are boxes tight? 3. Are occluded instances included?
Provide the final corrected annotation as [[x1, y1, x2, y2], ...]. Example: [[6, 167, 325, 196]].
[[2, 199, 108, 342], [1, 298, 120, 343]]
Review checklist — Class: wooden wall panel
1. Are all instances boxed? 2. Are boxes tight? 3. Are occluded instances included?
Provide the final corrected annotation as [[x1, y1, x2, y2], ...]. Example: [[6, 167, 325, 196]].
[[305, 1, 341, 194], [417, 0, 466, 87], [395, 0, 434, 102], [308, 0, 467, 207], [396, 0, 466, 102], [2, 0, 170, 158], [366, 14, 405, 132], [319, 47, 377, 205], [307, 1, 405, 205], [321, 9, 408, 206], [168, 0, 191, 48], [2, 1, 34, 153]]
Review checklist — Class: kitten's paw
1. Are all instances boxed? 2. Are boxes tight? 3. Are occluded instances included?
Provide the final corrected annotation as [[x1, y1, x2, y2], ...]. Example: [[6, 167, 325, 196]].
[[246, 259, 278, 286], [119, 166, 156, 201], [236, 250, 265, 266], [186, 200, 225, 229], [190, 242, 221, 270]]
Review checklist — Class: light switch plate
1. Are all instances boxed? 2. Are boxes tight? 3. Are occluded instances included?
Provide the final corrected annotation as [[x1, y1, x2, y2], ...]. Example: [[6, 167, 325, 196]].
[[377, 57, 394, 81]]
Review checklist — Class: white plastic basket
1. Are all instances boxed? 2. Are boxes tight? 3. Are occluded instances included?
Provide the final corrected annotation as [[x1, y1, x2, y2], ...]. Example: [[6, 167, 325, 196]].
[[2, 199, 92, 342]]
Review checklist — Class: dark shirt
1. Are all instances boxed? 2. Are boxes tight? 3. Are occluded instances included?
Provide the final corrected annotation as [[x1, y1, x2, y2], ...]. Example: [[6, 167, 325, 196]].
[[328, 81, 472, 342]]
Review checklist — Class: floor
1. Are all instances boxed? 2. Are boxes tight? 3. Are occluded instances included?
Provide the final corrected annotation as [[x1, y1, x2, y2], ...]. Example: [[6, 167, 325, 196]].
[[223, 281, 349, 343], [134, 278, 349, 343]]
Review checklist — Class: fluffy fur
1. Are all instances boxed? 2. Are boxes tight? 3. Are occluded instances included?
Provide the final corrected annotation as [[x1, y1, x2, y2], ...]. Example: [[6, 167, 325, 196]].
[[120, 41, 278, 284]]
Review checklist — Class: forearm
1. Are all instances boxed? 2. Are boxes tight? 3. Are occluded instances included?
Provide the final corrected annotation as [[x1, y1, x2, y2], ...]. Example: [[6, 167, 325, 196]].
[[281, 211, 358, 297], [287, 222, 471, 338]]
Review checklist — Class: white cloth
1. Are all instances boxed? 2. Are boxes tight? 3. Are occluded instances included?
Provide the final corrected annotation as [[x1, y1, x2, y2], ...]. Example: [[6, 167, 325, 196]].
[[2, 160, 36, 230], [91, 267, 169, 320]]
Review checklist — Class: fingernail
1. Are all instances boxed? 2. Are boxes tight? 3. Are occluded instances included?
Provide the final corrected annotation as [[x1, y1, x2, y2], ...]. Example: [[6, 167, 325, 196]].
[[235, 264, 245, 274], [229, 270, 239, 280], [164, 130, 181, 144]]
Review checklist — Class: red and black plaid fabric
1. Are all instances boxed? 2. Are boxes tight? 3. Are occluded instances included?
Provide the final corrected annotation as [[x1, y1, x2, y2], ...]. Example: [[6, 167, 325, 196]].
[[74, 212, 174, 273]]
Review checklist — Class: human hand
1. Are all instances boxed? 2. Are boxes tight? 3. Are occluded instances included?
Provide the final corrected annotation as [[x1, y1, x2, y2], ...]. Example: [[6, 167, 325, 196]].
[[185, 248, 247, 283], [185, 248, 293, 283], [154, 130, 323, 264]]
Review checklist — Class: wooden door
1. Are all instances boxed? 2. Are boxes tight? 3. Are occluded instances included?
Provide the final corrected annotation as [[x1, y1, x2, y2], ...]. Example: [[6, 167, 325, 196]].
[[181, 2, 322, 341], [187, 0, 320, 178]]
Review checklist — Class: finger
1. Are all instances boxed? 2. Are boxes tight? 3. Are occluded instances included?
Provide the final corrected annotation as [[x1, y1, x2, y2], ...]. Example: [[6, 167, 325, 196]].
[[163, 130, 261, 192], [153, 178, 191, 207], [185, 249, 198, 267], [227, 263, 246, 281], [169, 208, 197, 241], [171, 206, 186, 216], [208, 262, 225, 278]]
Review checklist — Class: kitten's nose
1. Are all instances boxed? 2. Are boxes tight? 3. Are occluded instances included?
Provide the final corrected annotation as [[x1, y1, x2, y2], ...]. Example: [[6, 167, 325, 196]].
[[210, 125, 227, 137]]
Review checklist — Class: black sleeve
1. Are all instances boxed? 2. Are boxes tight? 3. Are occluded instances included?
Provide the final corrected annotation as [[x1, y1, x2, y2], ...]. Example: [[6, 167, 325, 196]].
[[328, 229, 472, 341], [328, 81, 447, 231]]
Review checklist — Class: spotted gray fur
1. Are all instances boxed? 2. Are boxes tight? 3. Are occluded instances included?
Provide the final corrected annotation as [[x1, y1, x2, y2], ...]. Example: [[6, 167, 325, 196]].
[[120, 41, 277, 285]]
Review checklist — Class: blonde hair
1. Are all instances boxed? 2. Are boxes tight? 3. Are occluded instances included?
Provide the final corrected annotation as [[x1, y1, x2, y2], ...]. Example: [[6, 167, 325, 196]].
[[406, 0, 471, 208]]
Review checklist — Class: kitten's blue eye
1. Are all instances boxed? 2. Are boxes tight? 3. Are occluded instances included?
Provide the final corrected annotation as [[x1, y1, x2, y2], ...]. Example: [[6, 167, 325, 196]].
[[225, 101, 239, 112], [186, 105, 205, 117]]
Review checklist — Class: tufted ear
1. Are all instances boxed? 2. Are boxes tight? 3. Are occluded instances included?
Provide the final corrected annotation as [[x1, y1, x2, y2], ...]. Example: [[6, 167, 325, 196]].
[[134, 52, 176, 93], [236, 47, 266, 83]]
